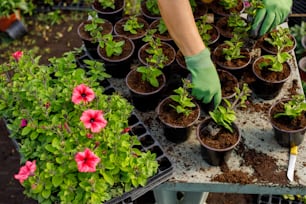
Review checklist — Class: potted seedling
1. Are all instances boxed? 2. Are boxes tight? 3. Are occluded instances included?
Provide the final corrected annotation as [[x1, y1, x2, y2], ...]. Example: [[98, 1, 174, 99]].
[[213, 34, 252, 78], [114, 15, 149, 53], [157, 79, 201, 143], [77, 10, 113, 59], [216, 13, 250, 39], [269, 94, 306, 147], [195, 14, 220, 46], [97, 33, 135, 78], [92, 0, 124, 23], [252, 49, 292, 100], [141, 0, 160, 23], [125, 62, 166, 112], [197, 83, 251, 166], [210, 0, 245, 17], [0, 0, 29, 39], [257, 27, 296, 55]]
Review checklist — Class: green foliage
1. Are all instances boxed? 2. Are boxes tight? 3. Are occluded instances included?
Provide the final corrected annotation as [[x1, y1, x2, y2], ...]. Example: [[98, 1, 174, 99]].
[[157, 19, 168, 35], [136, 65, 163, 87], [142, 29, 168, 68], [189, 0, 197, 12], [259, 52, 292, 72], [227, 13, 250, 36], [145, 0, 160, 15], [290, 21, 306, 60], [264, 27, 294, 52], [99, 34, 125, 57], [84, 11, 105, 42], [0, 51, 159, 203], [219, 0, 238, 10], [98, 0, 115, 9], [196, 15, 213, 45], [273, 95, 306, 119], [209, 83, 251, 132], [244, 0, 264, 18], [169, 79, 196, 116], [124, 0, 142, 16], [222, 35, 245, 61], [0, 0, 30, 17], [123, 15, 144, 34]]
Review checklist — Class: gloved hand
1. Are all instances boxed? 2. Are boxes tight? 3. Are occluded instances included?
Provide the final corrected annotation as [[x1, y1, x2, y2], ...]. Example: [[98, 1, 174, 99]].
[[185, 48, 222, 109], [251, 0, 293, 37]]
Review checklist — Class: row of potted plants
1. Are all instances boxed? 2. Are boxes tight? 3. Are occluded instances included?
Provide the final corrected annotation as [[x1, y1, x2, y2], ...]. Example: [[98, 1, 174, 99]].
[[76, 0, 305, 167]]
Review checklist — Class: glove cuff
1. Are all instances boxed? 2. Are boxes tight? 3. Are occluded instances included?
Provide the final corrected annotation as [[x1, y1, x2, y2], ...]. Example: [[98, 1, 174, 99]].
[[185, 48, 211, 64]]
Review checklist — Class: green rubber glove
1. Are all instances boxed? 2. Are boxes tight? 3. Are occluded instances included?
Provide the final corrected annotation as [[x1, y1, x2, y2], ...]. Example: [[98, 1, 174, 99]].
[[185, 48, 221, 108], [251, 0, 292, 37]]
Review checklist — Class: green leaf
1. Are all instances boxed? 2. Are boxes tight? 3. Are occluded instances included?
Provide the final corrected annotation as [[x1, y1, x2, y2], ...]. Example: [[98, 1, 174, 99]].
[[42, 189, 51, 199], [21, 126, 32, 136], [52, 175, 63, 187], [102, 172, 114, 186]]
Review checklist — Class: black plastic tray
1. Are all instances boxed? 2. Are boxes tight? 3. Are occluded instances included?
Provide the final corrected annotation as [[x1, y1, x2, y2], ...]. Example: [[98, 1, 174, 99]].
[[257, 194, 304, 204]]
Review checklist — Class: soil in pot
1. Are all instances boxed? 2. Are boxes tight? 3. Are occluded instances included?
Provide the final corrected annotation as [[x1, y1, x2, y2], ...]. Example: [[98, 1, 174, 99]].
[[157, 97, 200, 143], [252, 56, 291, 100], [92, 0, 125, 24], [298, 56, 306, 81], [126, 69, 166, 112], [149, 19, 178, 50], [213, 43, 252, 79], [269, 99, 306, 147], [97, 35, 135, 78], [197, 118, 241, 166], [140, 0, 161, 23], [77, 19, 113, 59], [114, 16, 149, 54], [209, 0, 245, 17]]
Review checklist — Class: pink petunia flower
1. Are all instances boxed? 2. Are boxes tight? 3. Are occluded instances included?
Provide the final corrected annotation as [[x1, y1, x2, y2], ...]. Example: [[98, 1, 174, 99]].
[[75, 148, 100, 172], [80, 109, 107, 133], [121, 127, 130, 134], [12, 51, 23, 61], [14, 160, 36, 183], [20, 119, 28, 128], [244, 1, 251, 8], [72, 84, 95, 104]]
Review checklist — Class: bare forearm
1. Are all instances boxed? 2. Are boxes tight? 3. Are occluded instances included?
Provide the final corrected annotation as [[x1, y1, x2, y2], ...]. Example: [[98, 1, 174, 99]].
[[157, 0, 205, 56]]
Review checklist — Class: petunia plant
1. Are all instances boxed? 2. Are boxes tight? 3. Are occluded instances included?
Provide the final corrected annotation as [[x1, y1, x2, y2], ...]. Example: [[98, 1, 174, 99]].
[[0, 51, 159, 204]]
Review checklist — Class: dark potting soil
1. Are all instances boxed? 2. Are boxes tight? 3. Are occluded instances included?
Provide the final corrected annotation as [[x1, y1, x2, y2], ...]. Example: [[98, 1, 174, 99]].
[[97, 36, 134, 60], [218, 70, 238, 98], [158, 97, 200, 127], [216, 16, 234, 38], [114, 16, 149, 39], [253, 57, 291, 81], [209, 0, 244, 16], [139, 43, 176, 66], [149, 19, 173, 42]]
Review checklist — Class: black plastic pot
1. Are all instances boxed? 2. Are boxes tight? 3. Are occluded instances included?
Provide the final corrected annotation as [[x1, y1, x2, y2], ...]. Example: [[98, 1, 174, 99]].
[[6, 20, 27, 39], [97, 35, 135, 78], [156, 97, 201, 143], [125, 69, 166, 112], [92, 0, 125, 24], [252, 56, 291, 100], [269, 99, 306, 147], [196, 118, 241, 166], [77, 19, 113, 59]]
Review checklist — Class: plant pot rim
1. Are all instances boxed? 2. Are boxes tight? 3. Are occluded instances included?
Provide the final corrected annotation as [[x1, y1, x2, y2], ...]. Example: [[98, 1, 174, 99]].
[[114, 16, 149, 40], [252, 56, 291, 83], [77, 19, 113, 42], [298, 56, 306, 72], [125, 69, 166, 95], [156, 96, 201, 128], [269, 98, 306, 133], [138, 41, 176, 66], [210, 0, 245, 17], [196, 118, 241, 151], [97, 35, 135, 62], [302, 36, 306, 49], [217, 69, 239, 99], [213, 44, 252, 70], [149, 19, 174, 42], [92, 0, 125, 14]]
